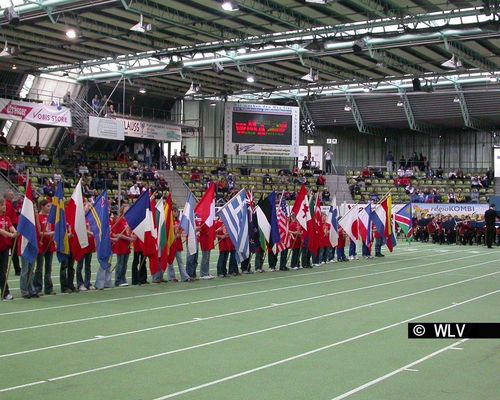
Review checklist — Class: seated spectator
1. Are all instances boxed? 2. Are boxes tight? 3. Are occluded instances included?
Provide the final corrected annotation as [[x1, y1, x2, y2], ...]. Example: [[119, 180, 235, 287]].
[[471, 176, 483, 189], [106, 103, 116, 117], [38, 152, 52, 166], [301, 156, 310, 170], [190, 168, 202, 183], [23, 142, 33, 156], [316, 174, 326, 186], [292, 167, 300, 177], [216, 161, 227, 176], [396, 167, 405, 178], [78, 163, 89, 176], [33, 142, 41, 156], [42, 179, 55, 197], [227, 174, 235, 191], [217, 177, 228, 193], [361, 166, 371, 179], [14, 157, 26, 173], [91, 94, 101, 114], [448, 170, 457, 179], [448, 190, 456, 203], [470, 189, 479, 204], [128, 183, 140, 198], [435, 166, 444, 178], [321, 189, 331, 203], [262, 173, 273, 185], [0, 156, 12, 175], [53, 173, 62, 183], [239, 165, 251, 176]]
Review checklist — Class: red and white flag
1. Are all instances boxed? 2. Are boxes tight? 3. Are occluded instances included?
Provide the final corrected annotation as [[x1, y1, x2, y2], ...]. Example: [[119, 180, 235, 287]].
[[291, 185, 310, 231], [338, 204, 359, 243], [65, 179, 89, 262]]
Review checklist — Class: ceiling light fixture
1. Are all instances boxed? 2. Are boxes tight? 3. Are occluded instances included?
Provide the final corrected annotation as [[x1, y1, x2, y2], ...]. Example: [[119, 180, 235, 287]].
[[490, 74, 497, 82], [246, 75, 255, 83], [209, 101, 217, 107], [301, 67, 319, 82], [11, 64, 17, 70], [453, 96, 460, 103], [344, 102, 352, 112], [139, 88, 146, 94], [352, 38, 366, 53], [221, 1, 239, 11], [4, 6, 20, 25], [396, 100, 403, 107], [65, 29, 78, 40], [130, 14, 152, 33], [441, 54, 462, 69], [362, 87, 371, 93]]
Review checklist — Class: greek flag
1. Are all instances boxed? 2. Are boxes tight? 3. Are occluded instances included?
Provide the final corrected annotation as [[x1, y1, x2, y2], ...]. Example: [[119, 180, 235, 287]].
[[218, 189, 249, 263]]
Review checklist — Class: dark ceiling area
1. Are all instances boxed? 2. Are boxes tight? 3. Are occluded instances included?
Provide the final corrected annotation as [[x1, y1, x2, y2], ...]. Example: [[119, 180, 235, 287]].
[[0, 0, 498, 130]]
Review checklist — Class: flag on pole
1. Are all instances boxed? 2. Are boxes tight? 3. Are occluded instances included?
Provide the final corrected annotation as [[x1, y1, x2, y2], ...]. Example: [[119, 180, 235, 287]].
[[338, 204, 359, 243], [218, 189, 249, 263], [124, 190, 158, 273], [17, 180, 38, 264], [48, 181, 70, 263], [155, 198, 168, 271], [65, 179, 89, 262], [382, 195, 396, 252], [255, 191, 280, 252], [165, 195, 177, 266], [179, 192, 198, 256], [327, 197, 339, 247], [276, 193, 289, 253], [395, 203, 413, 238], [86, 191, 112, 270], [194, 183, 215, 228], [291, 185, 310, 231], [358, 203, 373, 247], [307, 193, 322, 256]]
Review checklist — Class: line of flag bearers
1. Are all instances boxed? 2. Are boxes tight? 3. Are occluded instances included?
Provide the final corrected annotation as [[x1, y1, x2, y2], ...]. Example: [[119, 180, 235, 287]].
[[1, 179, 404, 301]]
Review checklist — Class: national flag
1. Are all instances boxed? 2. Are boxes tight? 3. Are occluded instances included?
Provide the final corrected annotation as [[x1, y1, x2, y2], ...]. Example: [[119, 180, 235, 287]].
[[17, 180, 38, 264], [291, 185, 310, 231], [308, 193, 322, 256], [255, 191, 280, 252], [48, 181, 70, 263], [338, 204, 359, 243], [358, 203, 373, 247], [194, 183, 216, 249], [165, 195, 177, 266], [86, 191, 112, 270], [371, 203, 386, 238], [194, 183, 215, 228], [156, 198, 168, 271], [65, 179, 89, 262], [179, 192, 198, 256], [327, 197, 339, 247], [218, 189, 249, 263], [124, 190, 158, 273], [395, 203, 413, 237], [382, 195, 396, 252], [276, 193, 289, 253]]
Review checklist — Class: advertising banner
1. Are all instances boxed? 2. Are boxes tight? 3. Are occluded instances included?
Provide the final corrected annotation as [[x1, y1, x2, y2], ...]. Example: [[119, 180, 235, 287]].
[[89, 116, 124, 141], [118, 117, 181, 142], [0, 98, 71, 127], [411, 203, 488, 217]]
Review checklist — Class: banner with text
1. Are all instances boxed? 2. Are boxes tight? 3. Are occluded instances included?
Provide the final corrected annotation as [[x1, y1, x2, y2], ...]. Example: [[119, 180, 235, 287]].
[[412, 203, 488, 217], [0, 98, 71, 127], [89, 116, 124, 141], [118, 117, 181, 142]]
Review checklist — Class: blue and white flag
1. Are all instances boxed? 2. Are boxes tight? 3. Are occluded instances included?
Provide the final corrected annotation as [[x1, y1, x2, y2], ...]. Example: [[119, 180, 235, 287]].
[[218, 189, 249, 263], [327, 197, 339, 247], [86, 191, 112, 270], [180, 192, 198, 256]]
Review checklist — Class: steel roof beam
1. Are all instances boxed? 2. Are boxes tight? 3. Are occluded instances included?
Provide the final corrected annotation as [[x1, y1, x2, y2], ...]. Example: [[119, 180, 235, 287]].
[[345, 93, 379, 134], [398, 89, 435, 134], [446, 40, 499, 72], [453, 82, 490, 131]]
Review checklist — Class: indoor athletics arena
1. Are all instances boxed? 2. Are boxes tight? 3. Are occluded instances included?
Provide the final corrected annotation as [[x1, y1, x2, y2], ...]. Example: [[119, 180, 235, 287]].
[[0, 1, 498, 399]]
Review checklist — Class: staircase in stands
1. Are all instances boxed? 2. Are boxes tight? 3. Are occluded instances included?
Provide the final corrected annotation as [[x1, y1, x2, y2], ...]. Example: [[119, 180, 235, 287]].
[[325, 174, 353, 204], [160, 169, 192, 207]]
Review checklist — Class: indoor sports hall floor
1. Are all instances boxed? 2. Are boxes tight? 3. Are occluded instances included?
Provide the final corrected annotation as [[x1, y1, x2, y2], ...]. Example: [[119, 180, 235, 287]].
[[0, 242, 499, 400]]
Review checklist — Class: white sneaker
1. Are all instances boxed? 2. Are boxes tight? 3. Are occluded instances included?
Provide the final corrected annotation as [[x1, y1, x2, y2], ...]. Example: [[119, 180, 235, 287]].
[[88, 285, 96, 290], [201, 275, 214, 280], [292, 267, 299, 270], [269, 268, 277, 272], [119, 282, 129, 287], [78, 285, 88, 292], [3, 294, 13, 301]]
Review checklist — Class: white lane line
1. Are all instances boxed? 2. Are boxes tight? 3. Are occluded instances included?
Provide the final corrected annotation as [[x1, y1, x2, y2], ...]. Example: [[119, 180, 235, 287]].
[[0, 274, 497, 394], [403, 368, 419, 372], [0, 248, 441, 316], [330, 339, 468, 400], [0, 253, 496, 335], [149, 295, 492, 400]]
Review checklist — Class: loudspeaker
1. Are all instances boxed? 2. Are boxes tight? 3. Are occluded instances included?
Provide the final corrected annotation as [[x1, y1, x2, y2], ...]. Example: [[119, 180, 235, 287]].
[[412, 78, 421, 92]]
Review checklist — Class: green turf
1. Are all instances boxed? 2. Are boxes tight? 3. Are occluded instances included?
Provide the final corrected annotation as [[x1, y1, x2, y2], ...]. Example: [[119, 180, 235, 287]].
[[0, 243, 498, 400]]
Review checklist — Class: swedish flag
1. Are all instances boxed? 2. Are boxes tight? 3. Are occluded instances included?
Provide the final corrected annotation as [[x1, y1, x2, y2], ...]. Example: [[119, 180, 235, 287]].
[[48, 182, 70, 262]]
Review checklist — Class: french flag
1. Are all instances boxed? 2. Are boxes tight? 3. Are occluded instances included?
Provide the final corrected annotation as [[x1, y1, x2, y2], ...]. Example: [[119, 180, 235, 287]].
[[124, 190, 158, 273], [17, 180, 38, 264]]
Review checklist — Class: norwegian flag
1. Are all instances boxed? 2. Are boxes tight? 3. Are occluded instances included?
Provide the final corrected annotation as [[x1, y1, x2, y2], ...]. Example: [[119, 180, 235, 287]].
[[276, 192, 289, 253]]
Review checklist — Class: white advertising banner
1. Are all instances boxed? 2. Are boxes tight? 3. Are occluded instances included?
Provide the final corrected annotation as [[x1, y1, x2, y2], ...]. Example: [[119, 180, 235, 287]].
[[118, 117, 181, 142], [0, 98, 71, 127], [89, 116, 124, 141], [412, 203, 488, 217]]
